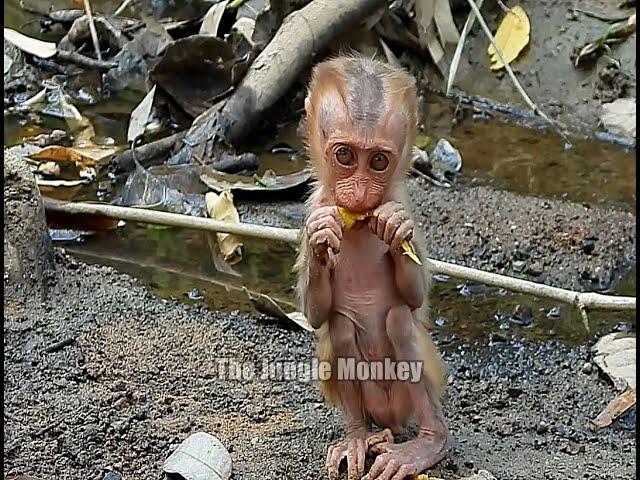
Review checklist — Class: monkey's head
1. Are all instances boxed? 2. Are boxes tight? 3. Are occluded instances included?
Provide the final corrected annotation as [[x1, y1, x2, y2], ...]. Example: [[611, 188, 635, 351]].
[[304, 55, 418, 214]]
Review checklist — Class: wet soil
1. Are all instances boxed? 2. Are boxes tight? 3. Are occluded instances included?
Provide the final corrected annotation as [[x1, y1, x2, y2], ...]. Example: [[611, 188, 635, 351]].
[[4, 171, 636, 480]]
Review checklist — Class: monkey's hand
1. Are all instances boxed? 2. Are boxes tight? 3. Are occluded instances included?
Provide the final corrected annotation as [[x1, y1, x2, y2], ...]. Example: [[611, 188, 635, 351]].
[[369, 201, 414, 254], [307, 206, 343, 268]]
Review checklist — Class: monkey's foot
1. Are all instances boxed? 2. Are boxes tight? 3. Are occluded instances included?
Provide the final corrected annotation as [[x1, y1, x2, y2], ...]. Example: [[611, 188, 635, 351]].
[[362, 436, 446, 480], [326, 428, 394, 480]]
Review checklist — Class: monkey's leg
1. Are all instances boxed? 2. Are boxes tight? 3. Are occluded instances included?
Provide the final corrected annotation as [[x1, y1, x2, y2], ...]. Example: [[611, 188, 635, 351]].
[[326, 313, 394, 480], [363, 305, 447, 480]]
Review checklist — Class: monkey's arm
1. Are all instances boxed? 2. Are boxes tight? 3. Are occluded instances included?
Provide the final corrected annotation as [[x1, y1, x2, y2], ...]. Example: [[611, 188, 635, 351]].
[[390, 250, 425, 310], [304, 258, 333, 329]]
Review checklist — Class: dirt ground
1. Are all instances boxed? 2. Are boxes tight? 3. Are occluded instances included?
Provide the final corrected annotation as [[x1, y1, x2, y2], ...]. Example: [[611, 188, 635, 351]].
[[3, 152, 636, 480], [451, 0, 636, 136]]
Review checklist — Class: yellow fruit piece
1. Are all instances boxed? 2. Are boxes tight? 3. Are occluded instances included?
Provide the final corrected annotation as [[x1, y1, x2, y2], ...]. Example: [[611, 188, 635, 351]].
[[415, 475, 445, 480], [487, 5, 530, 71], [337, 207, 422, 266]]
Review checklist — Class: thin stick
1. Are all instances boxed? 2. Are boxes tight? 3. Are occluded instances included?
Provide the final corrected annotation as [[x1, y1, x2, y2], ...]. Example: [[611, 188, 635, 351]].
[[465, 0, 573, 147], [43, 199, 635, 312], [55, 50, 117, 70], [43, 198, 300, 244], [446, 0, 484, 95], [114, 0, 134, 16], [82, 0, 102, 61]]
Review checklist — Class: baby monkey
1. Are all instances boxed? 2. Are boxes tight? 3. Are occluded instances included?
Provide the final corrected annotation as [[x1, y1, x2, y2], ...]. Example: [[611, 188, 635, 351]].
[[296, 55, 448, 480]]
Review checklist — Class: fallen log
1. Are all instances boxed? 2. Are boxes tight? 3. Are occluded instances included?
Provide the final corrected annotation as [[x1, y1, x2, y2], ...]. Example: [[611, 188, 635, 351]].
[[182, 0, 388, 155]]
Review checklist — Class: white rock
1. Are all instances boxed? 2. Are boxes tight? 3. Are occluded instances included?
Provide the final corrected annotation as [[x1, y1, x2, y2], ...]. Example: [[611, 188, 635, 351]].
[[600, 98, 636, 139]]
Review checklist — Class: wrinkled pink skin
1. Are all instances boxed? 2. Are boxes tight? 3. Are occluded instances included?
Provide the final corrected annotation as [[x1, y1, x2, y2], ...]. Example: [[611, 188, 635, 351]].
[[306, 166, 447, 478]]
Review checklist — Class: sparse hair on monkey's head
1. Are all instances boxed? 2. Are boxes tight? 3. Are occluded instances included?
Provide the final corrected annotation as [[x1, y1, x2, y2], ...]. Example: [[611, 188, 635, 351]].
[[303, 54, 418, 182]]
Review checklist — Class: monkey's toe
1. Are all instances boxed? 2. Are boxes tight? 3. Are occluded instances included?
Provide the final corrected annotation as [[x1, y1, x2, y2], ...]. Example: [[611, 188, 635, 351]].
[[362, 436, 446, 480]]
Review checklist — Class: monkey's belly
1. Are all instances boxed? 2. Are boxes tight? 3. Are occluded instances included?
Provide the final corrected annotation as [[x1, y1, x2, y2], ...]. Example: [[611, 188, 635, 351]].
[[330, 232, 416, 428]]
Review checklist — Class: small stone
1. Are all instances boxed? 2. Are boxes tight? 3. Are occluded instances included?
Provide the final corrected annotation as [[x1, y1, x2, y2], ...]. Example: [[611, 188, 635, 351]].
[[536, 420, 548, 434], [507, 386, 523, 398], [103, 474, 122, 480], [185, 288, 203, 300], [512, 260, 526, 272], [527, 262, 544, 276], [547, 306, 562, 319], [581, 240, 595, 255], [434, 317, 446, 327], [581, 362, 593, 374]]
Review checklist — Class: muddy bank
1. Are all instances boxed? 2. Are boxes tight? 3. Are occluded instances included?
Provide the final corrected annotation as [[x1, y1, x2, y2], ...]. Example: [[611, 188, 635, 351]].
[[451, 0, 636, 136], [3, 251, 636, 480]]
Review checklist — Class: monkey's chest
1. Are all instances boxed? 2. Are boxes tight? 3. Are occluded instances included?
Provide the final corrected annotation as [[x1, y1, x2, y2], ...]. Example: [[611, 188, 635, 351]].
[[331, 230, 402, 318]]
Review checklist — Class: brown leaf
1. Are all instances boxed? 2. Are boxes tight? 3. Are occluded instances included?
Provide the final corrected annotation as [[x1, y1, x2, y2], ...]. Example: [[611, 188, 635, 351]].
[[30, 145, 118, 167], [591, 388, 636, 428]]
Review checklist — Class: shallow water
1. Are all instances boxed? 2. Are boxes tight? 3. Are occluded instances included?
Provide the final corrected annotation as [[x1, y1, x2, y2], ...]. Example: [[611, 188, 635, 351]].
[[4, 0, 636, 347]]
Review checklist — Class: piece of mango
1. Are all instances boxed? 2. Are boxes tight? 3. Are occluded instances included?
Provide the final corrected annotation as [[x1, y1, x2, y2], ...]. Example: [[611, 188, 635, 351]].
[[337, 207, 422, 266]]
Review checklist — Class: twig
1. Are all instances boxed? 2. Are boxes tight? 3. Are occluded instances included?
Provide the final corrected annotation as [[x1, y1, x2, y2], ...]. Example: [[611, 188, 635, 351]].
[[446, 0, 484, 95], [42, 199, 636, 314], [465, 0, 573, 147], [114, 0, 134, 16], [82, 0, 102, 61], [44, 336, 76, 353], [55, 50, 117, 70], [109, 132, 185, 174]]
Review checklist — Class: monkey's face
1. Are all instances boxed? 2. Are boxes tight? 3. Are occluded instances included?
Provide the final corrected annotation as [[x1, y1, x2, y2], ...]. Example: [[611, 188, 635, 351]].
[[326, 140, 399, 214]]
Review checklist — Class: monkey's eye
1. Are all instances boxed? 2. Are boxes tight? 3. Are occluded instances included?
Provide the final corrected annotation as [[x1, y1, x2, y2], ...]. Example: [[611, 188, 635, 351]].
[[335, 146, 355, 166], [370, 153, 389, 171]]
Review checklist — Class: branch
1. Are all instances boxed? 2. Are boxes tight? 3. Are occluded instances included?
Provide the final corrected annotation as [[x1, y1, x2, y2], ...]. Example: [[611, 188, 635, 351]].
[[42, 199, 636, 312], [446, 0, 484, 95], [82, 0, 103, 61], [465, 0, 573, 147]]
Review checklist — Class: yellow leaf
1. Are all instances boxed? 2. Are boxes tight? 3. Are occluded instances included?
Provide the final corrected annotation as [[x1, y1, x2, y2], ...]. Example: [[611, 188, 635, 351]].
[[414, 133, 431, 150], [415, 475, 445, 480], [205, 190, 243, 265], [337, 207, 422, 266], [487, 5, 530, 71]]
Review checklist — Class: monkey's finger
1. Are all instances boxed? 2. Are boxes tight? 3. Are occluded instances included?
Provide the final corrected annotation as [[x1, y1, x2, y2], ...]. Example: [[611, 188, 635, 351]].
[[356, 438, 366, 478], [327, 445, 348, 480], [390, 220, 414, 253], [362, 454, 392, 480], [389, 464, 417, 480], [346, 440, 360, 480], [308, 206, 344, 228], [368, 440, 392, 455], [372, 201, 403, 219], [383, 211, 405, 246], [371, 459, 400, 480], [308, 217, 343, 239], [310, 229, 341, 255]]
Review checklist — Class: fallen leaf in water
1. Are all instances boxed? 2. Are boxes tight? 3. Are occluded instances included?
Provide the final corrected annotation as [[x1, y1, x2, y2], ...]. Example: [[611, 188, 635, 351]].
[[243, 287, 312, 332], [30, 145, 117, 167], [592, 332, 636, 390], [488, 5, 530, 71], [163, 432, 232, 480], [253, 169, 278, 188], [592, 387, 636, 428], [127, 85, 156, 143], [4, 28, 57, 58], [205, 190, 243, 265], [200, 167, 312, 195], [337, 207, 422, 265]]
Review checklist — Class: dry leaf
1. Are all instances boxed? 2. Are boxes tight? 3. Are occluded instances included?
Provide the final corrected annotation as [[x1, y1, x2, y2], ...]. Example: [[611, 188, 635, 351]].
[[414, 0, 446, 74], [242, 287, 313, 332], [337, 207, 422, 265], [127, 85, 156, 143], [4, 28, 57, 58], [592, 332, 636, 390], [200, 0, 229, 36], [205, 190, 243, 265], [30, 145, 118, 167], [488, 5, 530, 71], [591, 388, 636, 428]]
